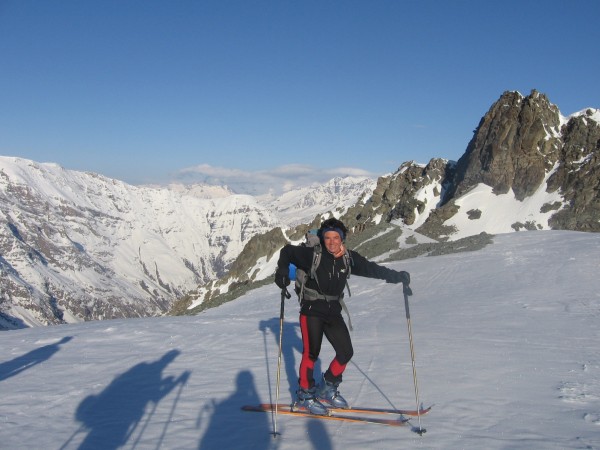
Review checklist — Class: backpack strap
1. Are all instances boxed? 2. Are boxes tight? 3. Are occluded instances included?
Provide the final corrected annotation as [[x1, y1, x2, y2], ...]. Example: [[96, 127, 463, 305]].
[[340, 250, 353, 330], [343, 251, 352, 298], [310, 243, 322, 280], [303, 245, 354, 331], [297, 244, 322, 302], [340, 298, 353, 332]]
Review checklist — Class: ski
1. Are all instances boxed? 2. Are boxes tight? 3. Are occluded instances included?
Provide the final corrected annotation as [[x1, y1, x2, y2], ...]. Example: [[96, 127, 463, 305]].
[[250, 403, 431, 417], [242, 404, 410, 427], [328, 404, 432, 416]]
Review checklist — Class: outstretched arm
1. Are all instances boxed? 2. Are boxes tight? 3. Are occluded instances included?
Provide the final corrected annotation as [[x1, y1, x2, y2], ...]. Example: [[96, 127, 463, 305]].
[[350, 250, 411, 292]]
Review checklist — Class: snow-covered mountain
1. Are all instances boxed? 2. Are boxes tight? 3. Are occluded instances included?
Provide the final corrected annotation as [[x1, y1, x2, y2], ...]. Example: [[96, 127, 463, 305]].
[[0, 157, 284, 327], [0, 157, 373, 328], [1, 231, 599, 449], [2, 90, 598, 328], [256, 176, 377, 226]]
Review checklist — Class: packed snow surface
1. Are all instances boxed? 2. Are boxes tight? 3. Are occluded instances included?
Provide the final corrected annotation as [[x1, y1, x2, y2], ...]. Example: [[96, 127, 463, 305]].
[[1, 231, 599, 449]]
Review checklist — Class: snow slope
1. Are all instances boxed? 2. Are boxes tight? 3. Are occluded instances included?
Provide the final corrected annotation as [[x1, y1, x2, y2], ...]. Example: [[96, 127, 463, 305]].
[[1, 231, 599, 449], [0, 156, 283, 325]]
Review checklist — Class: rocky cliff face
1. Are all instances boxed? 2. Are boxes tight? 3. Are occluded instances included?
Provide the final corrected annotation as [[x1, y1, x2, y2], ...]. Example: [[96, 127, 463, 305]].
[[445, 90, 599, 233], [341, 90, 599, 239], [345, 158, 453, 231], [547, 109, 600, 231], [449, 90, 562, 201]]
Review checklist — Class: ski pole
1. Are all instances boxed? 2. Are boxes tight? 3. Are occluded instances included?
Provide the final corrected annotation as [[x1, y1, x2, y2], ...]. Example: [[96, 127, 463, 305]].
[[273, 287, 290, 438], [403, 283, 426, 435], [156, 371, 189, 450]]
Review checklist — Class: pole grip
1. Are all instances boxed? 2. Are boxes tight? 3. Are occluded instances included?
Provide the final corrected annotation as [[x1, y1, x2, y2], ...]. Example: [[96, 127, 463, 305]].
[[403, 284, 411, 319]]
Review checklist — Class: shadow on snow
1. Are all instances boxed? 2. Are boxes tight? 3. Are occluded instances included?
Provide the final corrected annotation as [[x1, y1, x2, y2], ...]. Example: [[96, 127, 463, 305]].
[[65, 349, 190, 450], [0, 335, 73, 382], [197, 370, 272, 449]]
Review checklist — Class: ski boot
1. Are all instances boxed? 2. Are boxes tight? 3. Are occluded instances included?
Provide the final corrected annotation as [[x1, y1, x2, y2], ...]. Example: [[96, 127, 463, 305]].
[[293, 387, 329, 416], [316, 374, 349, 409]]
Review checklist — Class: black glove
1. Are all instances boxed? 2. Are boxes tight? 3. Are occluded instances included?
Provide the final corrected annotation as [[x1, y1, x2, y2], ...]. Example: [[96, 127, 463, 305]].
[[398, 271, 410, 285], [274, 270, 290, 289], [388, 271, 413, 295], [389, 270, 410, 285]]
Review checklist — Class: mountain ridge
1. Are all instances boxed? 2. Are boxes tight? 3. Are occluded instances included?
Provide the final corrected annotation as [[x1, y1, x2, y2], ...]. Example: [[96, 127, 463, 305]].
[[0, 157, 284, 327], [183, 90, 599, 314], [0, 157, 369, 328], [2, 90, 599, 327]]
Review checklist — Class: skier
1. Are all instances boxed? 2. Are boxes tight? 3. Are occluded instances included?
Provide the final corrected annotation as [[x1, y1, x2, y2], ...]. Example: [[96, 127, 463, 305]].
[[274, 218, 411, 415]]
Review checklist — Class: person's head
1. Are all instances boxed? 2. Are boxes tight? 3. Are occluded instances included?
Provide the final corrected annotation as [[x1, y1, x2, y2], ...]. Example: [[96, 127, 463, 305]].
[[318, 218, 348, 255]]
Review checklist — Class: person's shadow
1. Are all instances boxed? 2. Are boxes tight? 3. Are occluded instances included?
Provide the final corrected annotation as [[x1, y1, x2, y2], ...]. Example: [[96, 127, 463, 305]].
[[197, 370, 271, 449], [306, 420, 333, 450], [0, 336, 73, 382], [70, 349, 190, 450]]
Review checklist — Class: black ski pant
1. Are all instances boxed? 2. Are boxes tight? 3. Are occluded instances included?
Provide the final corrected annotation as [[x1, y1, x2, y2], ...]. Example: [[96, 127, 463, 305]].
[[298, 311, 354, 390]]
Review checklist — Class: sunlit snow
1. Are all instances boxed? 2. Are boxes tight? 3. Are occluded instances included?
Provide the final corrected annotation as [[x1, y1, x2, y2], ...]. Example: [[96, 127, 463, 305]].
[[1, 231, 599, 449]]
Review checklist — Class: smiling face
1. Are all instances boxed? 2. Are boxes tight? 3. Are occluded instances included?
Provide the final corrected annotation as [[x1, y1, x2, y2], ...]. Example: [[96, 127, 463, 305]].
[[323, 230, 343, 255]]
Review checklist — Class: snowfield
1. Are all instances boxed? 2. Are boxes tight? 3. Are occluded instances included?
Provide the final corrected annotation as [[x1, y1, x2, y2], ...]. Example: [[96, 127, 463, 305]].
[[1, 230, 599, 449]]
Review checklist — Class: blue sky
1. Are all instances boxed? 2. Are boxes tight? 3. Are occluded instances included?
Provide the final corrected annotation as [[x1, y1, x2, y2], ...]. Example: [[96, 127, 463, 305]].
[[1, 1, 599, 194]]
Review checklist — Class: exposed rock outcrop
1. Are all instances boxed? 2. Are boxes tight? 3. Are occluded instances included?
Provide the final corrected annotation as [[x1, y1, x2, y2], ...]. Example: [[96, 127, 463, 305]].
[[447, 90, 562, 202], [347, 158, 453, 232], [547, 109, 600, 231]]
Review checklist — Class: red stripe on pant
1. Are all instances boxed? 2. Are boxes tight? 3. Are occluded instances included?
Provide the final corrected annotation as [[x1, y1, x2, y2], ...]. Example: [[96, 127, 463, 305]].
[[299, 315, 314, 389], [328, 358, 346, 378]]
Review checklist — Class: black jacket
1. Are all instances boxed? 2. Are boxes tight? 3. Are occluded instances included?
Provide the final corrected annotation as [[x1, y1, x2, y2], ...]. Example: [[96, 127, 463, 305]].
[[276, 244, 402, 299]]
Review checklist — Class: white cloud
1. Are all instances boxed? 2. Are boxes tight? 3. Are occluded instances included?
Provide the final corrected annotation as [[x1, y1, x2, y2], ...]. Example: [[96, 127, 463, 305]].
[[173, 163, 375, 195]]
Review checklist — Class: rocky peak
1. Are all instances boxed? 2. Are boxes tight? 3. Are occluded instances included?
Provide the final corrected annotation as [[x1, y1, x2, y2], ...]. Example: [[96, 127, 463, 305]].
[[343, 90, 600, 240], [448, 90, 563, 202]]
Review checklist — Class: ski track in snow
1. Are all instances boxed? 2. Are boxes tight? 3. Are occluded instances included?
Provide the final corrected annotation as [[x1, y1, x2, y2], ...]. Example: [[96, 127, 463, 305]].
[[0, 231, 600, 449]]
